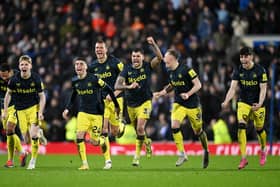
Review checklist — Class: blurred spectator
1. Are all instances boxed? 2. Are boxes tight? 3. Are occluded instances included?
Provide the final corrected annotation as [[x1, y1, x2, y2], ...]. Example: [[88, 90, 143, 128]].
[[210, 115, 232, 144]]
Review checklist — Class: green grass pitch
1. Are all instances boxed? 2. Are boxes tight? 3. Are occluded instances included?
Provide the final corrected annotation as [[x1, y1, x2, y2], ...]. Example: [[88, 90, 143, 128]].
[[0, 155, 279, 187]]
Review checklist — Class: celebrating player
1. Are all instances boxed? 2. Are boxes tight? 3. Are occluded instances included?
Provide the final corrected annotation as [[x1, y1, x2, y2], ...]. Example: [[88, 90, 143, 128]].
[[62, 57, 120, 170], [114, 36, 162, 166], [154, 49, 209, 168], [221, 47, 268, 169]]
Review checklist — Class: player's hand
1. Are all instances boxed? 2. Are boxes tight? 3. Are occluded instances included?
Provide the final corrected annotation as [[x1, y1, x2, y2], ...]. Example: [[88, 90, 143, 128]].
[[38, 112, 44, 121], [106, 94, 112, 101], [147, 36, 155, 45], [62, 109, 69, 120], [221, 101, 229, 109], [180, 93, 189, 100], [153, 90, 166, 98], [127, 82, 140, 89], [252, 103, 261, 111]]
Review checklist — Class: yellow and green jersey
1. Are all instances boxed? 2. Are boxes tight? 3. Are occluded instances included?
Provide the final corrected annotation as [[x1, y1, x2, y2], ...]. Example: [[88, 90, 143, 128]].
[[168, 63, 200, 108], [232, 63, 268, 105]]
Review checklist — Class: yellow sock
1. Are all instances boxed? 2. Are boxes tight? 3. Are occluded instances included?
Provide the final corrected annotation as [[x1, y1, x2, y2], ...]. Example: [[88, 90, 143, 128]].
[[103, 136, 111, 161], [172, 130, 185, 153], [13, 134, 23, 153], [135, 135, 144, 158], [7, 134, 15, 161], [31, 138, 39, 159], [238, 129, 247, 157], [77, 141, 87, 162], [257, 129, 267, 150], [198, 131, 208, 151]]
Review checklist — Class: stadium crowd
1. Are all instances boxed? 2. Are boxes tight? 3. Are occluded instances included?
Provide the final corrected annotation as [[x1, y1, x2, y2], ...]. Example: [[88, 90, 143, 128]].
[[0, 0, 280, 143]]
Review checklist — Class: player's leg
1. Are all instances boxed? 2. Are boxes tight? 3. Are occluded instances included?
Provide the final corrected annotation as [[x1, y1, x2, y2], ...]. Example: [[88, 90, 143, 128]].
[[10, 107, 28, 167], [27, 124, 40, 170], [4, 121, 16, 168], [101, 118, 111, 169], [253, 107, 267, 166], [171, 103, 187, 166], [116, 97, 125, 138], [76, 112, 90, 170], [77, 131, 88, 170], [140, 101, 152, 158], [101, 101, 112, 169], [188, 107, 209, 168], [237, 102, 250, 169], [38, 120, 47, 146], [89, 114, 106, 169]]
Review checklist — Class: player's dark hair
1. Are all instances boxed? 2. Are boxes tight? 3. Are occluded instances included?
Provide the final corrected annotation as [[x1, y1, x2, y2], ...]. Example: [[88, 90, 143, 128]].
[[95, 38, 106, 45], [240, 47, 253, 56], [0, 63, 11, 71], [131, 48, 144, 54]]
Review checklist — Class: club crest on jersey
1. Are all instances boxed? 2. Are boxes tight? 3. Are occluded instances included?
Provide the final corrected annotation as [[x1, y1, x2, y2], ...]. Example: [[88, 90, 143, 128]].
[[16, 83, 20, 87], [87, 82, 92, 87], [178, 74, 182, 78], [94, 68, 98, 72], [75, 83, 79, 87], [252, 73, 257, 78], [30, 82, 35, 87], [128, 72, 132, 75], [140, 68, 144, 72], [106, 65, 110, 70], [240, 73, 243, 77]]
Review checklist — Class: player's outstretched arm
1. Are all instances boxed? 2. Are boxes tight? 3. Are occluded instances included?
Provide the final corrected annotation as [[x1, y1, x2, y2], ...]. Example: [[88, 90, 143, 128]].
[[147, 36, 163, 69], [221, 80, 238, 109]]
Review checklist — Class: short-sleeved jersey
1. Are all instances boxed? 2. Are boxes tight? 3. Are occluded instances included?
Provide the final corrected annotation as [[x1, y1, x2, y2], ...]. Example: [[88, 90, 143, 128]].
[[120, 62, 153, 107], [232, 63, 268, 105], [88, 55, 123, 98], [8, 72, 44, 110], [67, 73, 106, 115], [0, 70, 18, 108], [168, 63, 200, 108]]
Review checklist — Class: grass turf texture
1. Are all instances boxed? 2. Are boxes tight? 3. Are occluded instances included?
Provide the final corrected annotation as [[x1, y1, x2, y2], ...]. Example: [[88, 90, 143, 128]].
[[0, 155, 279, 187]]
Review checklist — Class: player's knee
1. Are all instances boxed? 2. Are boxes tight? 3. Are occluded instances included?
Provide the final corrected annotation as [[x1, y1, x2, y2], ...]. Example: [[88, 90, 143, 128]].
[[238, 123, 247, 129], [256, 128, 265, 134], [76, 139, 84, 143], [136, 127, 144, 135], [172, 128, 180, 134], [6, 131, 14, 136], [110, 127, 119, 137], [31, 137, 39, 141], [136, 135, 145, 140]]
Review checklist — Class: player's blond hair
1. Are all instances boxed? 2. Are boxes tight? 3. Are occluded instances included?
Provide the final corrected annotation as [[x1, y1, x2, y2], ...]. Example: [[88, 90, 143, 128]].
[[19, 55, 32, 64]]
